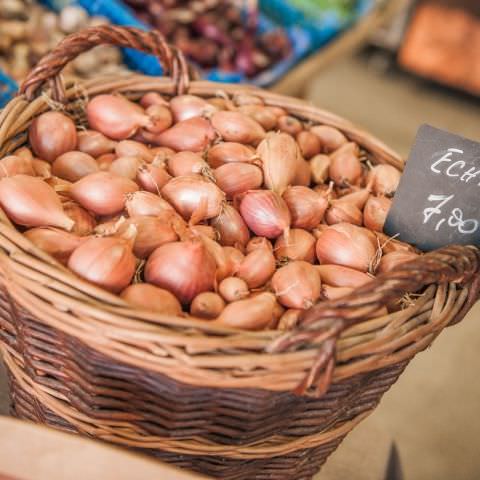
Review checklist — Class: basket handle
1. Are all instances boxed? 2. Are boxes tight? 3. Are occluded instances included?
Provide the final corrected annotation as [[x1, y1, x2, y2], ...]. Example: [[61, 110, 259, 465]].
[[270, 244, 480, 396], [19, 26, 192, 102]]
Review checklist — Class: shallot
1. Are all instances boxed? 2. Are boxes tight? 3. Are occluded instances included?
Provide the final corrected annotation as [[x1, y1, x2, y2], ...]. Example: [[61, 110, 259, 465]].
[[282, 186, 328, 230], [52, 151, 99, 182], [274, 229, 316, 263], [121, 283, 182, 315], [211, 111, 265, 146], [214, 162, 263, 198], [191, 292, 225, 319]]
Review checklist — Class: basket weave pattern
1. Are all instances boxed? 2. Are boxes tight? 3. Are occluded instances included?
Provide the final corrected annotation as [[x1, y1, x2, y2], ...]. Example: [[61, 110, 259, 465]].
[[0, 27, 479, 479]]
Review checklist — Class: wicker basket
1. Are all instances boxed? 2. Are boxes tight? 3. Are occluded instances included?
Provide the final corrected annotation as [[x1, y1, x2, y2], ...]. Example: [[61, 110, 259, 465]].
[[0, 26, 479, 480]]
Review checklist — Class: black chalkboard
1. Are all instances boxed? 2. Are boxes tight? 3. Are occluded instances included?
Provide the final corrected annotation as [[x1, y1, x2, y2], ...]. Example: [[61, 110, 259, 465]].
[[384, 124, 480, 251]]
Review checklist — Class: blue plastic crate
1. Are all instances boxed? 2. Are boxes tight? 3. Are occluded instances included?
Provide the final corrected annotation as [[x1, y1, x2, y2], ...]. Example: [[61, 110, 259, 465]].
[[260, 0, 375, 49], [40, 0, 311, 87], [0, 70, 17, 108]]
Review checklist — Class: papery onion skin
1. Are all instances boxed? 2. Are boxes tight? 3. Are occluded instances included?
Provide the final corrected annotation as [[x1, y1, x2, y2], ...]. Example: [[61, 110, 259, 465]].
[[214, 292, 276, 330], [212, 204, 250, 248], [258, 132, 299, 195], [235, 246, 276, 289], [282, 186, 328, 230], [218, 276, 249, 302], [14, 147, 33, 162], [63, 201, 96, 236], [0, 175, 73, 230], [137, 162, 172, 193], [70, 172, 139, 216], [239, 190, 291, 239], [162, 174, 224, 221], [315, 265, 372, 288], [278, 308, 302, 331], [145, 240, 216, 304], [170, 94, 217, 122], [29, 111, 78, 162], [376, 251, 419, 275], [207, 142, 256, 168], [144, 104, 173, 134], [237, 105, 277, 131], [190, 225, 217, 240], [277, 115, 303, 136], [293, 159, 312, 187], [0, 155, 35, 177], [368, 164, 401, 196], [223, 246, 245, 273], [272, 261, 321, 309], [310, 125, 347, 153], [214, 162, 263, 198], [68, 236, 136, 293], [52, 151, 99, 182], [329, 142, 362, 186], [109, 156, 142, 180], [363, 195, 392, 232], [310, 154, 331, 184], [125, 191, 176, 218], [147, 117, 216, 152], [121, 283, 182, 315], [87, 94, 150, 140], [24, 227, 86, 265], [274, 229, 316, 263], [77, 130, 116, 158], [190, 292, 225, 319], [315, 223, 376, 272], [296, 131, 322, 159], [211, 111, 266, 146], [167, 152, 208, 177], [115, 140, 153, 162], [325, 201, 363, 226], [246, 236, 273, 253]]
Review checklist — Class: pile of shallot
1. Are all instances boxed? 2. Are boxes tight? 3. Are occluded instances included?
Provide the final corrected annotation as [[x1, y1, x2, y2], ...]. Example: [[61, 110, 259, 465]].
[[0, 92, 420, 331]]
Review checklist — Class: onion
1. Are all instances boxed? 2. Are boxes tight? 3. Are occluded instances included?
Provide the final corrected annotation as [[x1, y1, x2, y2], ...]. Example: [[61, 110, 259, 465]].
[[329, 142, 362, 186], [237, 105, 277, 130], [239, 190, 291, 239], [170, 95, 217, 122], [144, 104, 173, 134], [293, 159, 312, 187], [274, 228, 316, 263], [265, 106, 287, 117], [310, 125, 347, 153], [321, 285, 353, 300], [207, 142, 256, 168], [223, 246, 245, 273], [375, 232, 418, 255], [115, 140, 153, 162], [190, 224, 216, 240], [109, 155, 142, 180], [233, 94, 264, 106], [63, 201, 96, 236], [257, 132, 299, 194], [97, 153, 116, 171], [296, 131, 321, 159], [137, 161, 172, 193], [211, 111, 265, 146], [315, 265, 372, 288], [68, 235, 136, 293], [32, 159, 52, 178], [0, 155, 35, 177], [215, 292, 276, 330], [272, 261, 321, 309], [316, 223, 377, 272], [87, 94, 150, 140], [310, 154, 331, 184], [282, 186, 328, 230], [218, 276, 249, 302], [52, 151, 99, 182], [77, 130, 116, 157], [145, 239, 216, 304], [277, 115, 302, 135], [199, 234, 234, 281], [70, 171, 138, 216], [14, 147, 33, 162], [214, 162, 263, 198], [336, 186, 371, 210], [122, 216, 178, 258], [29, 111, 77, 162], [246, 236, 272, 253], [0, 175, 73, 230], [94, 216, 126, 236], [368, 164, 401, 196], [167, 151, 209, 177], [364, 196, 392, 232], [211, 204, 250, 248], [150, 146, 175, 161], [146, 117, 216, 152], [162, 174, 224, 222], [190, 292, 225, 319], [24, 227, 85, 265], [140, 92, 169, 108], [125, 191, 176, 218], [235, 246, 276, 288], [121, 283, 182, 315], [377, 251, 419, 275], [278, 308, 302, 331], [325, 201, 363, 226]]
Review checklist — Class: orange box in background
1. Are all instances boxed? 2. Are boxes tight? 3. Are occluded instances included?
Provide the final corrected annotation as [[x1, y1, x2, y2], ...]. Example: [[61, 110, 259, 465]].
[[399, 1, 480, 95]]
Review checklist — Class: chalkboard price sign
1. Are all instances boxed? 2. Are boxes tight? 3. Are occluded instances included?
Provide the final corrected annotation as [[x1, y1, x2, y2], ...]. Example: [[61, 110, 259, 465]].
[[384, 124, 480, 251]]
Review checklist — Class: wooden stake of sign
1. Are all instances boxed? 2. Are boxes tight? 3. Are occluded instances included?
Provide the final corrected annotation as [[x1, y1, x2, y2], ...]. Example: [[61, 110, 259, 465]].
[[385, 124, 480, 251]]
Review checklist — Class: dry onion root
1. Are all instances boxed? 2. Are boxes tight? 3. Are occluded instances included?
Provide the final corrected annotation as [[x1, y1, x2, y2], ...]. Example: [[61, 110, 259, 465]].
[[0, 93, 416, 327]]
